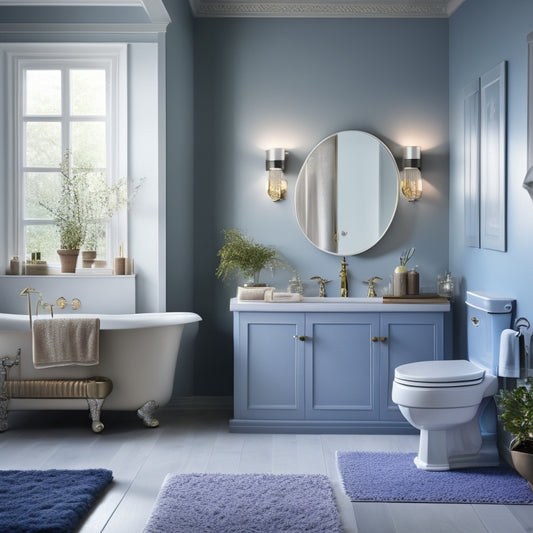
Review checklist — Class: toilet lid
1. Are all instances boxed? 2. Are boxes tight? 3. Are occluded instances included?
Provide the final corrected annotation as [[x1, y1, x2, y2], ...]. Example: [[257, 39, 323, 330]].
[[394, 360, 485, 387]]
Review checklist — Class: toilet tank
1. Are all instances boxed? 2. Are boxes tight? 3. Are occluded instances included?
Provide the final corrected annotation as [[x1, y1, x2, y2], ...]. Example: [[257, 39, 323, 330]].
[[466, 291, 515, 374]]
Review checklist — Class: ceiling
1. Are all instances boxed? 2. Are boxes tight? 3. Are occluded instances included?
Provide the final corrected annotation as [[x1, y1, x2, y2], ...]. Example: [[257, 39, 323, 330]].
[[0, 0, 468, 18], [187, 0, 468, 18]]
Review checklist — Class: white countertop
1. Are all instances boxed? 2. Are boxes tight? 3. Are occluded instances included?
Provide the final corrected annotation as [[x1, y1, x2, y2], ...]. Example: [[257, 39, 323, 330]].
[[230, 297, 450, 313]]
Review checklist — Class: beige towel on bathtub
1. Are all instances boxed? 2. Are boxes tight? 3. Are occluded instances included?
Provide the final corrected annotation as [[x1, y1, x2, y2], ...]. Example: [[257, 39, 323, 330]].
[[32, 317, 100, 368]]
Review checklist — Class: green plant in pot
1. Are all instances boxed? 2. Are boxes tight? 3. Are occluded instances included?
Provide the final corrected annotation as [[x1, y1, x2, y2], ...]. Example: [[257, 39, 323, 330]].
[[216, 229, 286, 286], [497, 380, 533, 490], [38, 151, 140, 273]]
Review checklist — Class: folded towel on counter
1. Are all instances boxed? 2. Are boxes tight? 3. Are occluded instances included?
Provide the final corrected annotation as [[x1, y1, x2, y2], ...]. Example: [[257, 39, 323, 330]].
[[32, 318, 100, 368], [498, 328, 520, 377], [237, 286, 274, 301], [264, 291, 303, 302]]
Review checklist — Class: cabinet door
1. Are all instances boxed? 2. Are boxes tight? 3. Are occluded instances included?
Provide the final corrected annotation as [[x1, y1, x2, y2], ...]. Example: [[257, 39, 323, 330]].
[[379, 312, 444, 421], [234, 312, 305, 420], [305, 313, 380, 420]]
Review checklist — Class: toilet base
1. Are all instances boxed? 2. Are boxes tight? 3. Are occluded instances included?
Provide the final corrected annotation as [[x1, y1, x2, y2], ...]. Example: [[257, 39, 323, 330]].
[[414, 434, 499, 471]]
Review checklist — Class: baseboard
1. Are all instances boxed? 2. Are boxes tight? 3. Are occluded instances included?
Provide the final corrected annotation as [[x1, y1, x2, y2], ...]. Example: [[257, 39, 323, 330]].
[[166, 396, 233, 410]]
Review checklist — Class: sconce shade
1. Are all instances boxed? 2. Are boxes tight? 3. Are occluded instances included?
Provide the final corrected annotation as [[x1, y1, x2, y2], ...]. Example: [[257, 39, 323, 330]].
[[267, 168, 287, 201], [265, 148, 288, 201], [265, 148, 286, 171], [401, 146, 422, 202]]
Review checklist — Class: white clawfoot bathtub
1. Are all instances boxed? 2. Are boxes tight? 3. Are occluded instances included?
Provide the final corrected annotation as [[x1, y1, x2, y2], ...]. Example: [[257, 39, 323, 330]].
[[0, 312, 201, 430]]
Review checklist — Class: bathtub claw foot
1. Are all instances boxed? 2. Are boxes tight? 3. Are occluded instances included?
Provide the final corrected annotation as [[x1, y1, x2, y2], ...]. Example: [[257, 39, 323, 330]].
[[137, 400, 160, 428], [87, 398, 105, 433]]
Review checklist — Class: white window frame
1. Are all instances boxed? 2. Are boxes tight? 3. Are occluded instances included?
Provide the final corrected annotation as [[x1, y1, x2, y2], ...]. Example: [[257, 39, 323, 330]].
[[3, 43, 127, 267]]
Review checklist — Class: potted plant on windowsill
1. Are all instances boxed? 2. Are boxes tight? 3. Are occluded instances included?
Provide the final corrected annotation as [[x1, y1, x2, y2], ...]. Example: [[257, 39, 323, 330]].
[[497, 380, 533, 490], [216, 229, 287, 287], [38, 150, 140, 273]]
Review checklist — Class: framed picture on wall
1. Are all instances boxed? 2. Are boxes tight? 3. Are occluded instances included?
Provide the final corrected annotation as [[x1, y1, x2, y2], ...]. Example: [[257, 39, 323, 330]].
[[479, 61, 507, 252], [463, 61, 507, 251]]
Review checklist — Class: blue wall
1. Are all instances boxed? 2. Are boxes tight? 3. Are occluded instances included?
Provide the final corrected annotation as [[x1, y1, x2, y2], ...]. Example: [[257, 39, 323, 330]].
[[449, 0, 533, 355], [164, 0, 196, 395], [192, 17, 450, 395]]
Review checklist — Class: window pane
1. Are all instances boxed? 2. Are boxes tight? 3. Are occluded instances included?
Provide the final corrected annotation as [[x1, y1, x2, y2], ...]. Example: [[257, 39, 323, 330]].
[[25, 122, 62, 167], [71, 69, 106, 116], [24, 172, 61, 219], [25, 70, 61, 115], [25, 224, 60, 264], [71, 121, 106, 168]]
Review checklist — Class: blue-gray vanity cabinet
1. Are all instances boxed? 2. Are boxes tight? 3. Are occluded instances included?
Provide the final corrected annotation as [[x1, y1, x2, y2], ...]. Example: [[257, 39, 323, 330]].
[[304, 313, 380, 421], [230, 305, 446, 433], [233, 312, 305, 422]]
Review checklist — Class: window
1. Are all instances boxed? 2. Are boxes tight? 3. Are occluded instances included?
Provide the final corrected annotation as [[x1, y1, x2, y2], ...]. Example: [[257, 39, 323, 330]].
[[5, 44, 127, 267]]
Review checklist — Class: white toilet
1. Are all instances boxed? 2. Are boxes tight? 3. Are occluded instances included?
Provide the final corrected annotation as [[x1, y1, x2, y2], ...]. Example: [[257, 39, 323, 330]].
[[392, 291, 514, 471]]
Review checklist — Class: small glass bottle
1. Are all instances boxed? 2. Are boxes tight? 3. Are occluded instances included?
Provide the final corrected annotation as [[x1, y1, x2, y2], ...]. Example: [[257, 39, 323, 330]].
[[288, 276, 303, 294], [437, 271, 455, 298]]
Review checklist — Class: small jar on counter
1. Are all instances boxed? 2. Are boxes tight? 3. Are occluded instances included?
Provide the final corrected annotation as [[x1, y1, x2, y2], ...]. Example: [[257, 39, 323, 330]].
[[407, 267, 420, 295], [9, 256, 21, 275]]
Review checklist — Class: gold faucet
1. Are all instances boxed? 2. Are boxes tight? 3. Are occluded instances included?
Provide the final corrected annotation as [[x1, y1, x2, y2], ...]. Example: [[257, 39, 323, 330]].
[[340, 257, 348, 297], [310, 276, 331, 297], [364, 276, 382, 298], [19, 287, 53, 328]]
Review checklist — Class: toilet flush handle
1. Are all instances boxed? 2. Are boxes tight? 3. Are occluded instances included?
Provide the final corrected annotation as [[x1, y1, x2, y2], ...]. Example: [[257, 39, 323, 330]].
[[471, 317, 480, 326]]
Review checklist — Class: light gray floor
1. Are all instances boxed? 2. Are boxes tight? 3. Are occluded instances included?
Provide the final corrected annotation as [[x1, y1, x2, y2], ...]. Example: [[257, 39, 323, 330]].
[[0, 408, 532, 533]]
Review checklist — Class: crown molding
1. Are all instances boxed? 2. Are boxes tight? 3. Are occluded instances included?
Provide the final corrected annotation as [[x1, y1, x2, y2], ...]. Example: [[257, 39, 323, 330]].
[[188, 1, 466, 18], [0, 0, 170, 24]]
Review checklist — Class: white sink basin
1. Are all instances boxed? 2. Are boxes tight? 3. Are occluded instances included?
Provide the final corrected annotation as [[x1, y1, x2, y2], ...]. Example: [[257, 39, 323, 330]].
[[302, 297, 383, 303]]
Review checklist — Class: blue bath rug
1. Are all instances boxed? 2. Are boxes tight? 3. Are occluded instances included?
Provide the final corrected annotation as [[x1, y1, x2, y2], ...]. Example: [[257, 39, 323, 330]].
[[337, 452, 533, 504], [0, 468, 113, 533], [144, 473, 342, 532]]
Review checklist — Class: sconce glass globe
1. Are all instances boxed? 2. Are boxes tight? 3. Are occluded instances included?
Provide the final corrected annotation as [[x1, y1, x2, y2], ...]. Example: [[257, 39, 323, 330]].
[[401, 167, 423, 202]]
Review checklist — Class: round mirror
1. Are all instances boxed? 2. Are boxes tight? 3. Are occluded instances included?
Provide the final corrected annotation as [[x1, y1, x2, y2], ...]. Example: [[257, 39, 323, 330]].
[[295, 131, 399, 255]]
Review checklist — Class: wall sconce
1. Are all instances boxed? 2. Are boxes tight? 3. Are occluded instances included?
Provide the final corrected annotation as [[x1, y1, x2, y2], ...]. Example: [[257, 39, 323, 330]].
[[265, 148, 288, 202], [400, 146, 423, 202]]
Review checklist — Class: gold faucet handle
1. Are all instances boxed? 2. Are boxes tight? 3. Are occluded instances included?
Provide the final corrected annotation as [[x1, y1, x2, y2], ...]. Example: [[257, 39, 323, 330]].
[[310, 276, 331, 284], [310, 276, 331, 297], [363, 276, 383, 298], [363, 276, 383, 285], [56, 297, 68, 309]]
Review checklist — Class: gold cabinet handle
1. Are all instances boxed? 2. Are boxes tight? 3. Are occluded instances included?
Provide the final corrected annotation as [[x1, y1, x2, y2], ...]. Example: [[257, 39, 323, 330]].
[[380, 337, 387, 342], [293, 335, 307, 341], [372, 337, 379, 342]]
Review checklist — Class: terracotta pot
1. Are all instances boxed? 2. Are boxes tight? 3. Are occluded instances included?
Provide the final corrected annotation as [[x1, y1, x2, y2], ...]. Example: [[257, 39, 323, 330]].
[[81, 250, 97, 268], [511, 443, 533, 491], [57, 249, 79, 273]]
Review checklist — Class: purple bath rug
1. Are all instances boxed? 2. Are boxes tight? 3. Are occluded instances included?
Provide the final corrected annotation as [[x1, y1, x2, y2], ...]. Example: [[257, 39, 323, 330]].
[[143, 473, 342, 532], [336, 451, 533, 504], [0, 468, 113, 533]]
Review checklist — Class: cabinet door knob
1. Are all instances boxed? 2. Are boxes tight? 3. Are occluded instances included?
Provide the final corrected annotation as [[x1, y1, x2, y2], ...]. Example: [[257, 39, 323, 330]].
[[372, 336, 379, 342], [380, 337, 387, 342], [293, 335, 307, 341]]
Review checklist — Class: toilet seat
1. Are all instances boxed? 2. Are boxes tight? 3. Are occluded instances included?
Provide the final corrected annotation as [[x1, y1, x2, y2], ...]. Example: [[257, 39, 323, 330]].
[[394, 360, 485, 388]]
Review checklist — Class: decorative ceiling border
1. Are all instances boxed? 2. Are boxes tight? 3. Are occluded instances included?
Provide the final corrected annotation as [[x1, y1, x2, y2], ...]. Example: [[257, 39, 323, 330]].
[[189, 2, 452, 18]]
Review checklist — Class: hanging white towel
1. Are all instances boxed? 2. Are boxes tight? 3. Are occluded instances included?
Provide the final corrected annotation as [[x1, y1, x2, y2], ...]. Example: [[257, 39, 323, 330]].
[[32, 317, 100, 368], [498, 328, 520, 377]]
